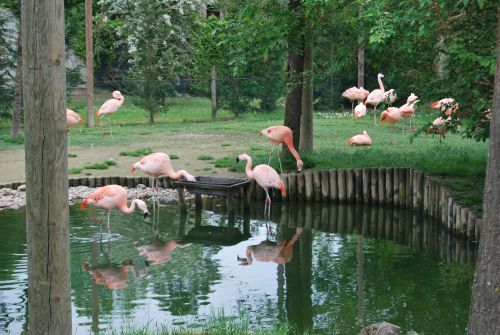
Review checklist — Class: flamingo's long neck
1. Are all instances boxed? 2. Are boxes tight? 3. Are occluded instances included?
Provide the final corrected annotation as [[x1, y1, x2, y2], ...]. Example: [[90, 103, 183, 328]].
[[284, 137, 301, 164], [243, 158, 255, 180], [120, 199, 138, 214], [167, 169, 193, 181], [378, 76, 385, 93]]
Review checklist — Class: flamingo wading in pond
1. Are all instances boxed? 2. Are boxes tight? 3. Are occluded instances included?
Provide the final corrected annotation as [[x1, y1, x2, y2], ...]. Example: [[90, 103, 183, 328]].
[[237, 153, 286, 218], [96, 90, 124, 137], [80, 184, 149, 228], [259, 126, 303, 174]]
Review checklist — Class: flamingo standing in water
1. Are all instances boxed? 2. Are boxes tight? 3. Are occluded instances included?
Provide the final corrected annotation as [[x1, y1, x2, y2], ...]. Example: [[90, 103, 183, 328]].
[[348, 130, 372, 146], [237, 153, 286, 218], [365, 73, 385, 125], [342, 87, 370, 113], [131, 152, 196, 203], [66, 109, 82, 147], [96, 90, 124, 137], [259, 126, 303, 174], [80, 184, 149, 228], [399, 93, 419, 132]]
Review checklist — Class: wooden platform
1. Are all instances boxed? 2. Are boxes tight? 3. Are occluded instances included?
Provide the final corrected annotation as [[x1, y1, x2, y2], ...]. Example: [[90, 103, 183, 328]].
[[173, 176, 251, 212]]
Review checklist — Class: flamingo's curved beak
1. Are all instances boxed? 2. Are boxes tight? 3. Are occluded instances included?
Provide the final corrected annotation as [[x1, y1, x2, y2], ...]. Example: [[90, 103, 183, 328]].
[[80, 199, 88, 210], [130, 167, 136, 173], [95, 111, 100, 120], [258, 131, 263, 137]]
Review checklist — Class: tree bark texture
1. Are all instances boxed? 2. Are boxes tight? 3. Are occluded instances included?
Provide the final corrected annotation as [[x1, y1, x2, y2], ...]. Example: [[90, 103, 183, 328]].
[[300, 34, 313, 152], [284, 0, 305, 150], [211, 65, 217, 121], [85, 0, 94, 128], [357, 2, 365, 88], [22, 0, 72, 334], [468, 8, 500, 334], [11, 33, 22, 137]]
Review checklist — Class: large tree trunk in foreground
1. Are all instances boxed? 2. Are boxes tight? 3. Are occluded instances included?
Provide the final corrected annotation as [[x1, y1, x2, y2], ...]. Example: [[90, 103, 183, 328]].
[[300, 34, 313, 152], [284, 0, 304, 150], [468, 8, 500, 335], [22, 0, 72, 333], [11, 33, 22, 137]]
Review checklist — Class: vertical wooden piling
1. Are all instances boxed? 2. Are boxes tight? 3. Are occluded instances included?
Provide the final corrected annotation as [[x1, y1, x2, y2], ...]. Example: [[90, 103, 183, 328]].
[[354, 168, 363, 203], [338, 169, 346, 202], [362, 168, 370, 204], [304, 172, 313, 202], [346, 169, 355, 202], [370, 168, 378, 204], [313, 172, 322, 202], [393, 168, 400, 207], [399, 168, 406, 208], [378, 168, 386, 205], [321, 171, 330, 201], [297, 173, 305, 202], [329, 169, 338, 202], [385, 168, 393, 206], [288, 174, 297, 202]]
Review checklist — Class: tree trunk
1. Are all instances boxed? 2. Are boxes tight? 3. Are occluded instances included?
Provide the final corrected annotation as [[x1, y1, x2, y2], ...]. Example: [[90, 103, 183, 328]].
[[11, 33, 22, 137], [284, 0, 304, 150], [357, 2, 365, 88], [211, 65, 217, 121], [85, 0, 94, 128], [300, 34, 313, 152], [434, 35, 447, 80], [22, 0, 72, 334], [468, 8, 500, 334]]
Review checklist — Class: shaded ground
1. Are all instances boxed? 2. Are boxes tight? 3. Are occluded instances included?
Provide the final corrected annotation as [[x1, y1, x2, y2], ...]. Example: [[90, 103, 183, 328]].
[[0, 132, 260, 184]]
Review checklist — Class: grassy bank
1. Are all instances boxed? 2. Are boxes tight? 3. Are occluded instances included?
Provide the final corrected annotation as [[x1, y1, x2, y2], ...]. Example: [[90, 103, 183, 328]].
[[0, 94, 487, 212]]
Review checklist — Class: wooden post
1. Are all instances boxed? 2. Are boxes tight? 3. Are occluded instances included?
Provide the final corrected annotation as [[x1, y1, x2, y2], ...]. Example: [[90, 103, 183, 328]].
[[320, 171, 330, 201], [467, 212, 477, 239], [398, 168, 406, 208], [297, 172, 305, 202], [304, 172, 313, 202], [378, 168, 385, 205], [282, 175, 289, 203], [370, 168, 378, 204], [313, 172, 322, 202], [423, 174, 431, 215], [288, 174, 297, 202], [406, 169, 412, 208], [413, 170, 424, 211], [329, 169, 338, 202], [346, 169, 355, 202], [354, 168, 363, 203], [393, 168, 400, 207], [385, 168, 393, 206], [23, 0, 72, 332], [337, 169, 346, 202], [85, 0, 94, 128], [210, 66, 217, 120]]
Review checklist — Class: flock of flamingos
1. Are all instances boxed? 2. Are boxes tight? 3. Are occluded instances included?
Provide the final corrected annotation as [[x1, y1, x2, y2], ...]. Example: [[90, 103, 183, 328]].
[[66, 75, 458, 226]]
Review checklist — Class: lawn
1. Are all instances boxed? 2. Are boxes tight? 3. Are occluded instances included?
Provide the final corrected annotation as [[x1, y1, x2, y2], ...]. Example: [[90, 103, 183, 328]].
[[0, 92, 487, 212]]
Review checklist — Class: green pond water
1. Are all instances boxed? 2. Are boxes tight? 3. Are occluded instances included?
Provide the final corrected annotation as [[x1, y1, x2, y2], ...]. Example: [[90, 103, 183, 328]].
[[0, 200, 476, 334]]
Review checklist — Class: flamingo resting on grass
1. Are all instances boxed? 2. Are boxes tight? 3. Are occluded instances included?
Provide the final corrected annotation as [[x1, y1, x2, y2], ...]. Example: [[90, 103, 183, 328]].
[[237, 153, 286, 218], [342, 86, 370, 113], [259, 126, 303, 174], [380, 107, 401, 126], [80, 185, 149, 228], [399, 93, 419, 132], [131, 152, 196, 204], [348, 130, 372, 146], [365, 73, 385, 125], [96, 90, 125, 137]]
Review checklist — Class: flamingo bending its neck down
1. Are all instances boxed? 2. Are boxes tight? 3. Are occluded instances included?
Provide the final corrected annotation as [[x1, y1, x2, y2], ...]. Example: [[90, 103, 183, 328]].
[[96, 90, 124, 137], [380, 107, 401, 126], [131, 152, 196, 203], [399, 93, 419, 132], [67, 109, 82, 127], [348, 130, 372, 146], [237, 153, 286, 218], [259, 126, 303, 174], [342, 86, 370, 113], [354, 102, 367, 119], [365, 73, 385, 125], [80, 184, 149, 227]]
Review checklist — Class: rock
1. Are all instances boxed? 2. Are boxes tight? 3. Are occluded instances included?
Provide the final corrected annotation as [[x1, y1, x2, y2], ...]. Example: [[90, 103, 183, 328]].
[[359, 322, 401, 335], [17, 184, 26, 191], [137, 184, 147, 190]]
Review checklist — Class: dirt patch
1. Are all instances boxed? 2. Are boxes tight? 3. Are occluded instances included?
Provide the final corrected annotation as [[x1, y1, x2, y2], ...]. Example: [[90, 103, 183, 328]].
[[0, 132, 263, 184]]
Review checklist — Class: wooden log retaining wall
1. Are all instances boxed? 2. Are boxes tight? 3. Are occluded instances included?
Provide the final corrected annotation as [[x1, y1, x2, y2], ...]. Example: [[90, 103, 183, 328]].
[[0, 168, 481, 240]]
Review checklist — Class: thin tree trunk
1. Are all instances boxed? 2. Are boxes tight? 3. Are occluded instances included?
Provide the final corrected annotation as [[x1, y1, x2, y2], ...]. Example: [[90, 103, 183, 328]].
[[211, 65, 217, 121], [11, 33, 22, 137], [468, 8, 500, 334], [357, 2, 365, 88], [284, 0, 304, 150], [434, 35, 447, 80], [85, 0, 94, 128], [300, 34, 313, 152], [22, 0, 72, 334]]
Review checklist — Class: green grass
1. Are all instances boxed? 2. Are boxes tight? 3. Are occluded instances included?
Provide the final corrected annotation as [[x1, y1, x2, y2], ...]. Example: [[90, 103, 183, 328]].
[[197, 155, 214, 161], [119, 148, 153, 157], [170, 154, 179, 160], [68, 167, 83, 174], [68, 153, 78, 158], [83, 160, 117, 170]]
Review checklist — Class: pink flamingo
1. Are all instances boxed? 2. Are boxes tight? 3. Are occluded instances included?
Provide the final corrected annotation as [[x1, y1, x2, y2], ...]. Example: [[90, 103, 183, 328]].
[[80, 184, 149, 228], [135, 240, 191, 266], [237, 153, 286, 218], [365, 73, 385, 125], [399, 93, 419, 132], [431, 98, 458, 116], [348, 130, 372, 146], [131, 152, 196, 203], [66, 109, 82, 127], [83, 260, 138, 290], [96, 90, 125, 137], [354, 102, 367, 119], [259, 126, 303, 174], [342, 86, 370, 113], [380, 107, 401, 125]]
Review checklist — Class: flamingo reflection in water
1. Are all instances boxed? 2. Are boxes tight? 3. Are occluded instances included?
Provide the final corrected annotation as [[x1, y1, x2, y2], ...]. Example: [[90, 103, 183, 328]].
[[134, 240, 191, 266], [83, 260, 146, 289], [238, 227, 302, 265]]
